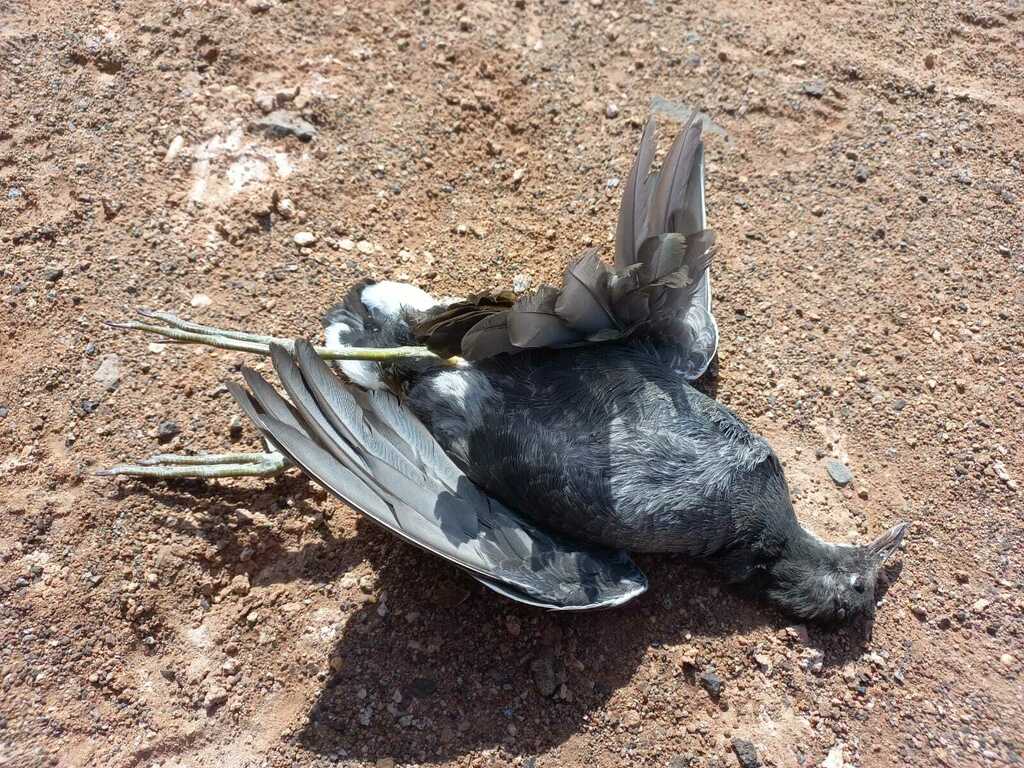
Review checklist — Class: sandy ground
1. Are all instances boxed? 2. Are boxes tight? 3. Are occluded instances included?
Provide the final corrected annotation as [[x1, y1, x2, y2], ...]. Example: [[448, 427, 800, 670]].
[[1, 0, 1023, 766]]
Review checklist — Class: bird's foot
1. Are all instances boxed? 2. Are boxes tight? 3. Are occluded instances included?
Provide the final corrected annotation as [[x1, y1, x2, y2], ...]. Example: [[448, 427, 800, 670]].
[[97, 451, 290, 480], [106, 308, 454, 363]]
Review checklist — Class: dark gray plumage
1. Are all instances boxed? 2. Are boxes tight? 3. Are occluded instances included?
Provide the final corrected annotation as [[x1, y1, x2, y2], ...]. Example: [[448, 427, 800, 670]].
[[228, 340, 647, 611], [307, 116, 908, 622]]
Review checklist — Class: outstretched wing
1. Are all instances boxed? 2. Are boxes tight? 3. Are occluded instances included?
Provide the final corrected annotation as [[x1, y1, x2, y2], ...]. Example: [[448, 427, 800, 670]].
[[413, 114, 718, 378], [229, 339, 647, 611]]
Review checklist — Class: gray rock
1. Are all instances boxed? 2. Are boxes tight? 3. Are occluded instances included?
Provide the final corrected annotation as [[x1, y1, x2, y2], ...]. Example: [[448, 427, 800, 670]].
[[999, 188, 1017, 205], [854, 166, 869, 182], [699, 668, 723, 698], [157, 420, 181, 443], [0, 406, 8, 419], [826, 460, 853, 487], [530, 655, 558, 697], [512, 273, 531, 293], [93, 354, 122, 391], [731, 738, 761, 768], [252, 111, 317, 142], [605, 102, 620, 119], [409, 677, 437, 698], [800, 80, 827, 98], [954, 168, 972, 185]]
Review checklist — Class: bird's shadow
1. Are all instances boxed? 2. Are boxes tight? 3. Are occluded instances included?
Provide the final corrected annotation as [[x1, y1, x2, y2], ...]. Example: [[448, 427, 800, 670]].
[[124, 478, 880, 763], [295, 533, 879, 763]]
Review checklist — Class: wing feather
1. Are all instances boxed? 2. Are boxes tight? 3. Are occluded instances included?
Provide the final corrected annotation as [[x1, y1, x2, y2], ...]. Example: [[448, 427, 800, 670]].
[[229, 340, 647, 610]]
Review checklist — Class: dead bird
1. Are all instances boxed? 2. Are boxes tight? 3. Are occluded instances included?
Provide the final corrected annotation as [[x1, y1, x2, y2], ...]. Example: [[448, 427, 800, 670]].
[[104, 116, 908, 621]]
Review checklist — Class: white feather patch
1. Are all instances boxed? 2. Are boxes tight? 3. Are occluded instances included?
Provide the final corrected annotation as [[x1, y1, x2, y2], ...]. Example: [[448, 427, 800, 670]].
[[361, 281, 436, 319]]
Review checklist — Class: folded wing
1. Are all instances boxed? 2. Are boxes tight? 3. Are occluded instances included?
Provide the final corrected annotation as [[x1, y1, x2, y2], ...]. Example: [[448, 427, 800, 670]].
[[229, 339, 648, 610]]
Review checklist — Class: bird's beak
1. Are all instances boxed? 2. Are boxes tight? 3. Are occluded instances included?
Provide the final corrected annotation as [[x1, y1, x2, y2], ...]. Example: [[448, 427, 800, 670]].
[[867, 521, 909, 562]]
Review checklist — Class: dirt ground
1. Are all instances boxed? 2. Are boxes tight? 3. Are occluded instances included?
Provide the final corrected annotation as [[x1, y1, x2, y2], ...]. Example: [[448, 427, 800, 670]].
[[2, 0, 1022, 766]]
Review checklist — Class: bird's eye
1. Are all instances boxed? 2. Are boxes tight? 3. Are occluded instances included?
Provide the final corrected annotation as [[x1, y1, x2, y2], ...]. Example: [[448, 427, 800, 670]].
[[851, 574, 865, 593], [835, 606, 847, 622]]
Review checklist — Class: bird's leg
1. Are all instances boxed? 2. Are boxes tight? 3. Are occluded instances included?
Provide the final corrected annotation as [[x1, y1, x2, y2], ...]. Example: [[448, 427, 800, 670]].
[[106, 309, 456, 363], [97, 451, 290, 480]]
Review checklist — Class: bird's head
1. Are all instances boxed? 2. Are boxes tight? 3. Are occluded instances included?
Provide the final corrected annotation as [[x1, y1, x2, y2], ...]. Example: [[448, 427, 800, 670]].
[[766, 521, 909, 624]]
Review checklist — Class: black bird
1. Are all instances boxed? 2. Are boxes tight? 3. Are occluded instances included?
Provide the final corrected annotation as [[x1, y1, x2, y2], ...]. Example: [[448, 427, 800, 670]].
[[105, 117, 908, 622]]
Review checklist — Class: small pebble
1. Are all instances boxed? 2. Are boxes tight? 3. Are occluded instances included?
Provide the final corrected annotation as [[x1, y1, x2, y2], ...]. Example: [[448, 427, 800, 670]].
[[157, 421, 181, 443], [605, 102, 620, 119], [276, 198, 296, 219], [293, 231, 317, 247], [699, 668, 723, 698], [93, 354, 122, 391], [731, 738, 761, 768], [530, 655, 558, 697], [821, 743, 845, 768], [204, 686, 228, 712], [164, 135, 185, 163], [826, 460, 853, 487], [513, 273, 531, 293], [854, 166, 869, 182], [800, 80, 827, 98], [190, 293, 212, 308], [253, 110, 317, 142]]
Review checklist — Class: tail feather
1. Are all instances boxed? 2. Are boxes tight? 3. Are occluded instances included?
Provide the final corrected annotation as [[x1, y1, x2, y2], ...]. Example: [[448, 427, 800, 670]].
[[229, 339, 648, 611], [412, 114, 718, 378]]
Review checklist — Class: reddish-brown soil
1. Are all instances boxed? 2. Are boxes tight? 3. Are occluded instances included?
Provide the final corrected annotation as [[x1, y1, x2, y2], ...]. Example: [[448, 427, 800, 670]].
[[2, 1, 1022, 766]]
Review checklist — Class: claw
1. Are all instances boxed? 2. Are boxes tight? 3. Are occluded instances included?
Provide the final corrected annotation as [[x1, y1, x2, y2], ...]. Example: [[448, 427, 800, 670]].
[[97, 451, 290, 480]]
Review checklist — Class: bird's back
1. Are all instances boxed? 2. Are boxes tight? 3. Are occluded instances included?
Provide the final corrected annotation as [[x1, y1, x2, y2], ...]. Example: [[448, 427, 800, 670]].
[[403, 339, 782, 555]]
